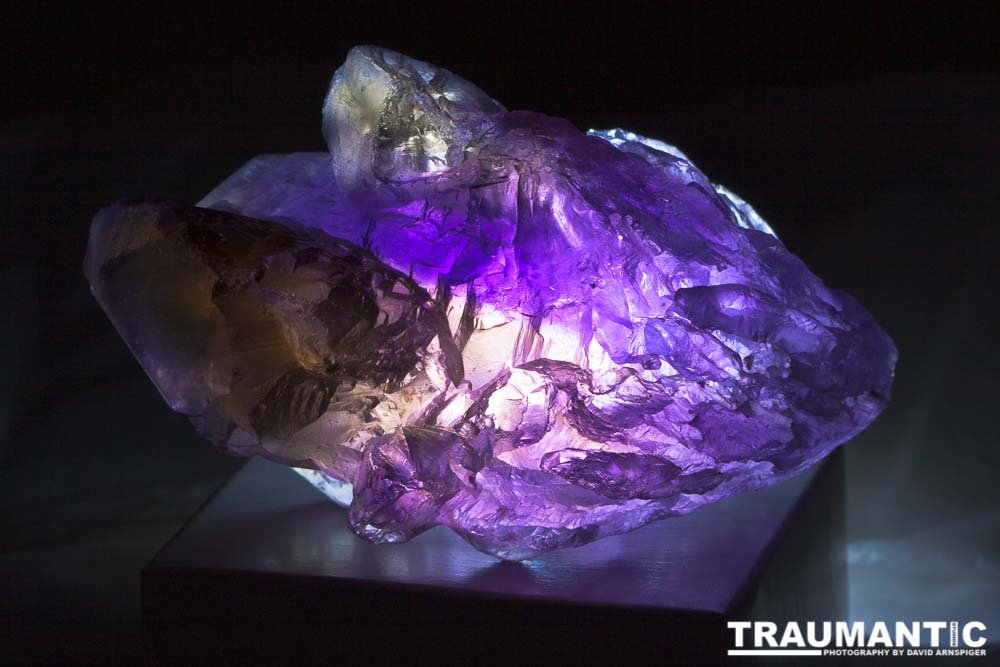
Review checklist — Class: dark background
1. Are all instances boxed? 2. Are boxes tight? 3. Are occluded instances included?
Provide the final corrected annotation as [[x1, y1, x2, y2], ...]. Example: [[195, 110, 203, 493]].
[[3, 2, 998, 663]]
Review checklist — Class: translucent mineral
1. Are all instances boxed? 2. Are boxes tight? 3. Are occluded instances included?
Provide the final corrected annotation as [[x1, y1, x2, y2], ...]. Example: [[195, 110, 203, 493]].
[[84, 46, 896, 559]]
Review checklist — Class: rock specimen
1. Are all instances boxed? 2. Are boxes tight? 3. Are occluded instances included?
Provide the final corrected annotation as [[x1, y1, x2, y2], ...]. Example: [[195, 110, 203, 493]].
[[85, 46, 896, 560]]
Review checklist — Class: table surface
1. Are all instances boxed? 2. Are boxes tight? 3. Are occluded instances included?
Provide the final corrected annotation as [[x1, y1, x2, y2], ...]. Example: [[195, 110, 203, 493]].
[[149, 455, 824, 614]]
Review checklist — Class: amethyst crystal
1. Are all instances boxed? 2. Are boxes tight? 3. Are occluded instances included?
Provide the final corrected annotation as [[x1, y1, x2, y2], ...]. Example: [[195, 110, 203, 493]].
[[84, 46, 896, 559]]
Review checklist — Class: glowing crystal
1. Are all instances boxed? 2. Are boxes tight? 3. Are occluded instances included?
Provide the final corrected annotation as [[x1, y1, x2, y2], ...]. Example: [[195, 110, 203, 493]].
[[85, 46, 895, 559]]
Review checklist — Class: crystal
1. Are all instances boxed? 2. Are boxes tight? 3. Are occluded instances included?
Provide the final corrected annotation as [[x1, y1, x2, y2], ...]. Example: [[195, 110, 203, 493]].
[[85, 46, 896, 560]]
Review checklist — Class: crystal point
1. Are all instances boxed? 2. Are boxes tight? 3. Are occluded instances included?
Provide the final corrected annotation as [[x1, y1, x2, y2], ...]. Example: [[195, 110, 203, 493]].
[[86, 46, 896, 559]]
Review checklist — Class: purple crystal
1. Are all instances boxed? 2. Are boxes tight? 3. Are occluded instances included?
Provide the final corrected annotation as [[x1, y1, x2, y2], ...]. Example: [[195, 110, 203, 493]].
[[84, 46, 896, 559]]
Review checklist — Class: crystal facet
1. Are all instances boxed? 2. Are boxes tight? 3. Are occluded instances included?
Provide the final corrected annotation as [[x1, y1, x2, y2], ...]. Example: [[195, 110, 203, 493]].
[[85, 46, 896, 559]]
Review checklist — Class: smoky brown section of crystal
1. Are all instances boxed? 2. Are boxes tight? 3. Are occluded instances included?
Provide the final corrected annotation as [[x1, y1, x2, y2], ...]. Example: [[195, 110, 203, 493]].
[[84, 202, 457, 477]]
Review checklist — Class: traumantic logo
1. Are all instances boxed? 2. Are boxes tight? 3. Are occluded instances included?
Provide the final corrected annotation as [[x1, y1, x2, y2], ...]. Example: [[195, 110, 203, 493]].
[[727, 621, 988, 658]]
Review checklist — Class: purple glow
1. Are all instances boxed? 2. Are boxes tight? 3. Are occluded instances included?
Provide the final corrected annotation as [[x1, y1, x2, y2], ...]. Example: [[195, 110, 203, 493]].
[[84, 46, 895, 559]]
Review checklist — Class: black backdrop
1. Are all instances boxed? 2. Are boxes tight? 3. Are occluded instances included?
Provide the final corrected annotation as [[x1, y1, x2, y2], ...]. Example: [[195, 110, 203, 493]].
[[4, 2, 998, 662]]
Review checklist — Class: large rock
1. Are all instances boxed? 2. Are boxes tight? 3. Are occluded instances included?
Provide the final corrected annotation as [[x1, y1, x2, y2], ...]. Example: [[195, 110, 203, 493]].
[[85, 46, 896, 559]]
